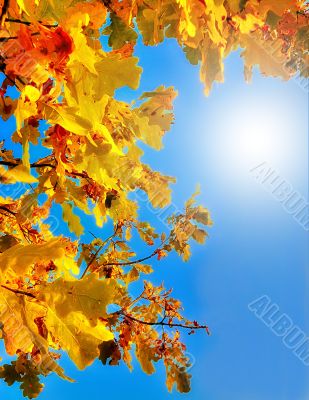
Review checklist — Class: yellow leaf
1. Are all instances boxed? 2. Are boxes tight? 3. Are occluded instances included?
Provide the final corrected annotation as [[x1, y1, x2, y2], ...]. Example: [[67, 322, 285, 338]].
[[233, 14, 264, 34], [15, 86, 40, 168], [44, 309, 113, 369], [37, 275, 116, 369], [204, 0, 227, 46], [200, 42, 224, 96], [16, 0, 29, 14], [24, 86, 41, 102], [67, 27, 99, 74], [0, 288, 70, 380], [38, 274, 117, 322], [136, 345, 156, 374], [177, 0, 196, 37], [95, 54, 142, 96], [0, 238, 78, 276], [0, 165, 38, 184], [43, 105, 92, 136], [240, 32, 292, 82], [62, 203, 84, 237], [192, 228, 207, 244], [135, 86, 177, 149]]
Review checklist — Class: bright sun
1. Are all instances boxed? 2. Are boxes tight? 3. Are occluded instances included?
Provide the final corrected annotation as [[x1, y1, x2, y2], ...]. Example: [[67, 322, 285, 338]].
[[208, 95, 298, 179], [227, 104, 284, 167]]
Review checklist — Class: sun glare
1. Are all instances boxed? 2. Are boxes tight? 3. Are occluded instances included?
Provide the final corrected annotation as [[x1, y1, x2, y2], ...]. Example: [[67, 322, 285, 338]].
[[209, 95, 298, 181]]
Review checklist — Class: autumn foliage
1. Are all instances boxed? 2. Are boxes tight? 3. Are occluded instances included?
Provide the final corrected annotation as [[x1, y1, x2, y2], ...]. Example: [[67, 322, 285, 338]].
[[0, 0, 307, 398]]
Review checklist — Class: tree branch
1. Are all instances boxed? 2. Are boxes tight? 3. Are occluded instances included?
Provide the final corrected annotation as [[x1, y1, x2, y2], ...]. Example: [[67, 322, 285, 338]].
[[0, 0, 9, 25], [0, 158, 56, 169], [81, 223, 120, 279], [0, 158, 86, 174], [31, 162, 56, 168], [0, 284, 210, 334], [4, 18, 58, 28], [100, 250, 158, 268], [0, 32, 40, 42], [0, 160, 19, 167], [0, 205, 16, 216], [1, 284, 36, 298], [96, 235, 170, 270], [120, 311, 210, 334]]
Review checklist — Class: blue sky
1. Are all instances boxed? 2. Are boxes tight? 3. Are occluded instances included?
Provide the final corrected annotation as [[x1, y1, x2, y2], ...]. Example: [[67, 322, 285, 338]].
[[0, 37, 308, 400]]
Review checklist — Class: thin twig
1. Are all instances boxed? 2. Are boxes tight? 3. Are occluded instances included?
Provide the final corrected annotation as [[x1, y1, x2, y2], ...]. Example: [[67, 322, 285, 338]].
[[81, 223, 120, 279], [100, 250, 158, 267], [120, 311, 210, 333], [5, 18, 58, 28], [1, 284, 36, 298]]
